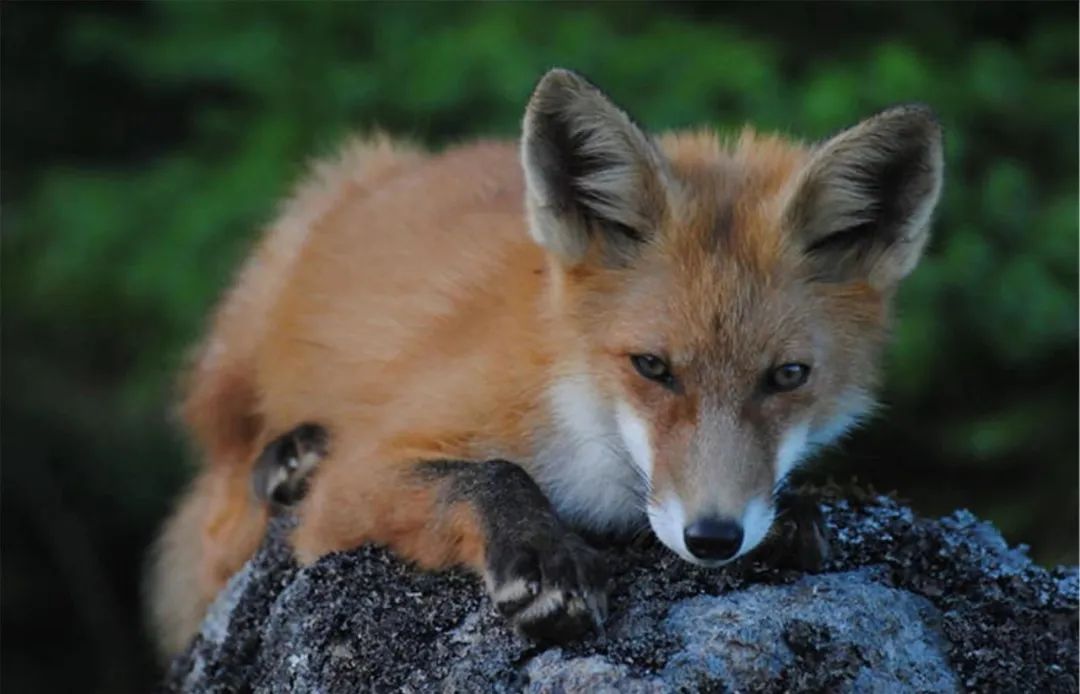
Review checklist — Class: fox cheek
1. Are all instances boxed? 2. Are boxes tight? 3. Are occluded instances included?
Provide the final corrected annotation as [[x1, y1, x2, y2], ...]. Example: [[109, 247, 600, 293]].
[[614, 401, 654, 482], [774, 422, 811, 486]]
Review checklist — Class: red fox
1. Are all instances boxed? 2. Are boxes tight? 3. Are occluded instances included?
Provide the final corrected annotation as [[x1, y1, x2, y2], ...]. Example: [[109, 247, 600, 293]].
[[148, 68, 943, 655]]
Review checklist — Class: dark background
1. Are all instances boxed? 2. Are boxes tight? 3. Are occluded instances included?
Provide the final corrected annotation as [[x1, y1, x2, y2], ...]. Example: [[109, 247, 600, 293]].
[[2, 3, 1076, 692]]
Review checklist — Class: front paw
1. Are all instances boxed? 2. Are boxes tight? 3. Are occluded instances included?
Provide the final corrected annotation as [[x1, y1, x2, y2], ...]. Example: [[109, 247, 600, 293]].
[[763, 492, 830, 572], [485, 532, 609, 643]]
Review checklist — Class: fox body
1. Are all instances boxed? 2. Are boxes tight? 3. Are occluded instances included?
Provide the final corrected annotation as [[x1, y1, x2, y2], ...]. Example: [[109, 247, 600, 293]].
[[149, 69, 943, 655]]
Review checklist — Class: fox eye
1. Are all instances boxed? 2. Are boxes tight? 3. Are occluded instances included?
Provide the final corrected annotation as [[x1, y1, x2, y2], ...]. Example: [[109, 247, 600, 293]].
[[767, 363, 811, 392], [631, 354, 675, 387]]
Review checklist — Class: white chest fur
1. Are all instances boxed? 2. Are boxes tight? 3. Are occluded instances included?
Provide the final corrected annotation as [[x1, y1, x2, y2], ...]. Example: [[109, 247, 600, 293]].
[[529, 375, 647, 533]]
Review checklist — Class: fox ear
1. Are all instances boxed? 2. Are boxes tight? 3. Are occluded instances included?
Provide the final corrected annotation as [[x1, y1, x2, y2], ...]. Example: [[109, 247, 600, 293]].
[[521, 69, 668, 262], [786, 105, 944, 289]]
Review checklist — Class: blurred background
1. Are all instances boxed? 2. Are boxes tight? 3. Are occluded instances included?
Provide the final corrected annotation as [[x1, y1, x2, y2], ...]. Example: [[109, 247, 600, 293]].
[[2, 3, 1076, 692]]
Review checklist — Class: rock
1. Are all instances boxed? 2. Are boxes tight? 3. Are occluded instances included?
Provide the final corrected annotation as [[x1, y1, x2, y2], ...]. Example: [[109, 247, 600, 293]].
[[163, 491, 1079, 693]]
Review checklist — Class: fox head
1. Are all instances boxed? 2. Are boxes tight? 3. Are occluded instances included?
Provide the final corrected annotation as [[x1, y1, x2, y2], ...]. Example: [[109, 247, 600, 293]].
[[521, 69, 943, 565]]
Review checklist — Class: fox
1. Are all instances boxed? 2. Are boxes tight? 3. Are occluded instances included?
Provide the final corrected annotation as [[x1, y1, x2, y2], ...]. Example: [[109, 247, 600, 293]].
[[148, 68, 944, 656]]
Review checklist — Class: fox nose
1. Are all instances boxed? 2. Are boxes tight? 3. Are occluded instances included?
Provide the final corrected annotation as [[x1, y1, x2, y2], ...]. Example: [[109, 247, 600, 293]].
[[684, 517, 744, 561]]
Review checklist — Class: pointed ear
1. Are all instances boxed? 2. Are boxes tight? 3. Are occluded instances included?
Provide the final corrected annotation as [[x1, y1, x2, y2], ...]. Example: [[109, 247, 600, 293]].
[[785, 105, 944, 289], [521, 69, 669, 262]]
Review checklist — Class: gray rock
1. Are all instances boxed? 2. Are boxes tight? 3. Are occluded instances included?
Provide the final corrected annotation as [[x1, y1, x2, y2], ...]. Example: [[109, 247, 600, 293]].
[[163, 492, 1078, 693], [660, 571, 957, 692]]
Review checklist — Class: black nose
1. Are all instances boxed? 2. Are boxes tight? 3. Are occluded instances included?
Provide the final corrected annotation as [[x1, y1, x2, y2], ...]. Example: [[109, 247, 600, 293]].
[[684, 517, 743, 561]]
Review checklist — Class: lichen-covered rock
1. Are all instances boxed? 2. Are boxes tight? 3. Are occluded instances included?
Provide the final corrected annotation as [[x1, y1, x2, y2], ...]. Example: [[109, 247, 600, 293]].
[[163, 492, 1079, 693]]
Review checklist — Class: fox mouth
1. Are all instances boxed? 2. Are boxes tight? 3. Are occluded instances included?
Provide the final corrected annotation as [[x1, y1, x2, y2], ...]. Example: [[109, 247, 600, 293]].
[[673, 552, 731, 569]]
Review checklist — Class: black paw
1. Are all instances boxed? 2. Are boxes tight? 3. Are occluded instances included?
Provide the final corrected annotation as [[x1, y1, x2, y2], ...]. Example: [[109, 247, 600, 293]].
[[760, 492, 830, 572], [252, 423, 328, 508], [485, 531, 609, 643]]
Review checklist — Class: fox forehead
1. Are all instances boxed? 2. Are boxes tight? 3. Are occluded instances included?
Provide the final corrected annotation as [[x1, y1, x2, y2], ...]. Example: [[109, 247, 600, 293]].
[[589, 131, 827, 360], [658, 128, 811, 281]]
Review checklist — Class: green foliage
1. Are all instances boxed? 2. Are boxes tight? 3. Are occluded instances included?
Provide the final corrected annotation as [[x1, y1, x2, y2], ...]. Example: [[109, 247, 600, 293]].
[[14, 4, 1080, 416], [2, 4, 1076, 692]]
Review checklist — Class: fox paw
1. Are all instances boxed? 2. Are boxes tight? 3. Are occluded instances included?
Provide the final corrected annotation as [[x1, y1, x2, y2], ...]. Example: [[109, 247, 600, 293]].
[[485, 532, 609, 643], [762, 492, 830, 572], [252, 423, 328, 508]]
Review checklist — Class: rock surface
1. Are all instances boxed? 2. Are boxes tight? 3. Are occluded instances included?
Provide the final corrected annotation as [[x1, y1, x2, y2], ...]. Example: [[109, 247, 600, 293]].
[[163, 491, 1078, 693]]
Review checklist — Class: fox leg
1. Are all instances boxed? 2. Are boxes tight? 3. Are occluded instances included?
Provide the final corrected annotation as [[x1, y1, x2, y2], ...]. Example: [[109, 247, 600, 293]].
[[291, 455, 608, 642]]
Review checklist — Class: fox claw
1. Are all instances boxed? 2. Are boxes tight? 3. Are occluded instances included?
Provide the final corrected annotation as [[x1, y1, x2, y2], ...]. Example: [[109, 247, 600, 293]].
[[252, 423, 328, 508], [485, 532, 609, 643]]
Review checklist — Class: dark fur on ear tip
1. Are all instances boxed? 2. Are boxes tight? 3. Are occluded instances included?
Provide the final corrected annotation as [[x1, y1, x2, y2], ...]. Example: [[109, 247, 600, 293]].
[[878, 102, 942, 127], [530, 68, 596, 100], [861, 103, 944, 147], [816, 102, 943, 150], [528, 68, 650, 136]]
